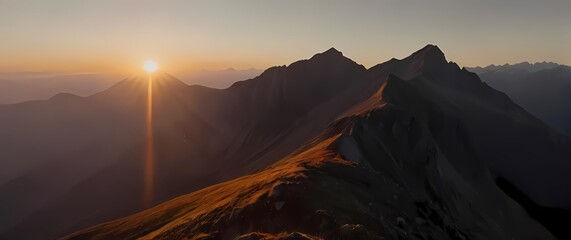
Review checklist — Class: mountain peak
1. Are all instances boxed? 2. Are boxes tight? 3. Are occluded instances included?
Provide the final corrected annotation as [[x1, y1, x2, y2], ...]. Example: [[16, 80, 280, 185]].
[[275, 47, 364, 73], [410, 44, 447, 63], [324, 47, 342, 55], [310, 47, 344, 60], [422, 44, 442, 51], [381, 44, 451, 80]]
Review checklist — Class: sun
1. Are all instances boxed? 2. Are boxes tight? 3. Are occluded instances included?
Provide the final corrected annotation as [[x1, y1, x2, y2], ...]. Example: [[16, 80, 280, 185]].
[[143, 60, 158, 73]]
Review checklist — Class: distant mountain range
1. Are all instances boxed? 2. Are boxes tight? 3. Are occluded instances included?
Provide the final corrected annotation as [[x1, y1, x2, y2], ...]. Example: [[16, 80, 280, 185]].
[[1, 46, 570, 239], [0, 69, 261, 104], [0, 73, 125, 104], [467, 62, 571, 135], [468, 61, 562, 74]]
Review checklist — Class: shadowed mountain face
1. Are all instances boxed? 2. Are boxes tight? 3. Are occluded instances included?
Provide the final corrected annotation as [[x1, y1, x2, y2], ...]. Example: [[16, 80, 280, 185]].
[[1, 46, 571, 239], [467, 63, 571, 136]]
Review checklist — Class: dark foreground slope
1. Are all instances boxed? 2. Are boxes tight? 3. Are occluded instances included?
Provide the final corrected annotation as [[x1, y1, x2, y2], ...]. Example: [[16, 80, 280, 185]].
[[64, 76, 554, 240]]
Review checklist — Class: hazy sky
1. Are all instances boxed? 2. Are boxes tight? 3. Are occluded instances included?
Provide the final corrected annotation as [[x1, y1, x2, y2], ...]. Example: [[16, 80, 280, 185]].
[[1, 0, 570, 74]]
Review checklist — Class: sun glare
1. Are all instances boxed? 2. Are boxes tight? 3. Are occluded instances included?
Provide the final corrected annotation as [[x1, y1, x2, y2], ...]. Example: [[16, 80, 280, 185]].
[[143, 60, 158, 73]]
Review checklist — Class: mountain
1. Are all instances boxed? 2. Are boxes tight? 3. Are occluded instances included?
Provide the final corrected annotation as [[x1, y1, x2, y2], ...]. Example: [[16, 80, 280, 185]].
[[2, 46, 571, 239], [63, 45, 571, 239], [466, 63, 571, 135]]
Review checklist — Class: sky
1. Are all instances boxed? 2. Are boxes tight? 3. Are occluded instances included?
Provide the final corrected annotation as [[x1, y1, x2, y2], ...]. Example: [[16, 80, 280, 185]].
[[0, 0, 570, 75]]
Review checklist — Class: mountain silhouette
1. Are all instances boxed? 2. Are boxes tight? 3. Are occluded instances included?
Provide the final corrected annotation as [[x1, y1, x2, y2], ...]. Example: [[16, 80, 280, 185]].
[[1, 46, 570, 239]]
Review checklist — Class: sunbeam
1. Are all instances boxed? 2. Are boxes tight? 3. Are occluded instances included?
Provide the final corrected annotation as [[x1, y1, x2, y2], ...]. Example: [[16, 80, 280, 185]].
[[144, 72, 155, 207]]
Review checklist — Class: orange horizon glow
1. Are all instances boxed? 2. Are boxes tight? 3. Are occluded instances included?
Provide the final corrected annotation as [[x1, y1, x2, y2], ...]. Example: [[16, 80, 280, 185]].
[[0, 57, 271, 76], [144, 73, 155, 207]]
